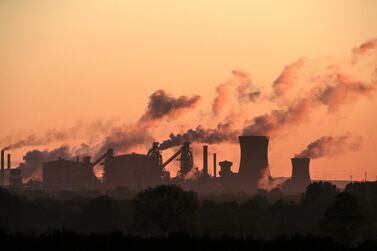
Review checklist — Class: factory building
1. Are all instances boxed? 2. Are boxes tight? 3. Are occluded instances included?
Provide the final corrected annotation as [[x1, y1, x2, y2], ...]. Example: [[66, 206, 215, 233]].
[[103, 152, 167, 190], [43, 157, 99, 191]]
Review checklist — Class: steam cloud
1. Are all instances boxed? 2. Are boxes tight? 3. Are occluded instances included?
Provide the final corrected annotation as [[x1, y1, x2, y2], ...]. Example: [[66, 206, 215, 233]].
[[17, 145, 74, 181], [2, 120, 114, 151], [98, 125, 154, 155], [243, 69, 377, 137], [242, 98, 312, 137], [272, 58, 306, 98], [212, 70, 260, 116], [99, 90, 201, 154], [159, 123, 239, 150], [140, 90, 201, 122], [295, 133, 363, 159], [352, 38, 377, 56]]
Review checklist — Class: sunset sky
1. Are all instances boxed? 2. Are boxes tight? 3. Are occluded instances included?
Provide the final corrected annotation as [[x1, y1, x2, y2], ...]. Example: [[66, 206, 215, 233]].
[[1, 0, 377, 181]]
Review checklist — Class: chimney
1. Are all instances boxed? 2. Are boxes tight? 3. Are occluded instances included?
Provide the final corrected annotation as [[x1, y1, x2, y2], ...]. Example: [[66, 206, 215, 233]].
[[1, 150, 4, 186], [213, 153, 217, 178], [238, 136, 270, 186], [291, 157, 311, 190], [203, 145, 208, 176], [7, 153, 11, 170]]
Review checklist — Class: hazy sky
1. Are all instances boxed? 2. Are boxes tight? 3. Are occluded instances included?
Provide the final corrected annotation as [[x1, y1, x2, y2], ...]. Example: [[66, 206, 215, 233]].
[[1, 0, 377, 181]]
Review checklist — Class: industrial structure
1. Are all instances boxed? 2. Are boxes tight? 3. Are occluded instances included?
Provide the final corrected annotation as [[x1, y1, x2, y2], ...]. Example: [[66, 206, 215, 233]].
[[281, 158, 311, 194], [1, 135, 313, 194], [0, 149, 22, 187]]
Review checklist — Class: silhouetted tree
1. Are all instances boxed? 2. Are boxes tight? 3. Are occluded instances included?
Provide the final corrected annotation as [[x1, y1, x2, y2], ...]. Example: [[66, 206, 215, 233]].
[[80, 196, 123, 232], [320, 192, 365, 245], [134, 185, 198, 235], [301, 182, 339, 207]]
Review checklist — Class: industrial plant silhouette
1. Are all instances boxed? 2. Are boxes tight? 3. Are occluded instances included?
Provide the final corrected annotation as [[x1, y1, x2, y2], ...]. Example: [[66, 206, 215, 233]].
[[1, 135, 312, 195]]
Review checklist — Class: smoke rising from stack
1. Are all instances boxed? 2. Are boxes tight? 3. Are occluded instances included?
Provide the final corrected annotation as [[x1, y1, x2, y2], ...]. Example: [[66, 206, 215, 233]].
[[313, 71, 376, 112], [140, 90, 201, 122], [242, 97, 312, 137], [17, 145, 73, 181], [98, 125, 154, 154], [352, 38, 377, 56], [272, 58, 306, 98], [99, 90, 201, 153], [1, 120, 115, 151], [295, 133, 363, 159], [212, 70, 260, 116], [159, 124, 239, 150]]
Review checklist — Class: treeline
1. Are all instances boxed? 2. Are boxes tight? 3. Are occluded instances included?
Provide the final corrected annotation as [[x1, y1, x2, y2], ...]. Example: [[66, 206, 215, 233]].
[[1, 182, 377, 246], [1, 231, 377, 251]]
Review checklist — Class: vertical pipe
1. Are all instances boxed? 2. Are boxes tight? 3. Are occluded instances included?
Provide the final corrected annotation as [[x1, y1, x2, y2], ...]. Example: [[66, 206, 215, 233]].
[[1, 150, 4, 186], [7, 153, 11, 170], [203, 145, 208, 176], [213, 153, 217, 178]]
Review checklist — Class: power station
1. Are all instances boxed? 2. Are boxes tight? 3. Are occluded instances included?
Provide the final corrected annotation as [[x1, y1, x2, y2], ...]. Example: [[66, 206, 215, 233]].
[[1, 135, 312, 194]]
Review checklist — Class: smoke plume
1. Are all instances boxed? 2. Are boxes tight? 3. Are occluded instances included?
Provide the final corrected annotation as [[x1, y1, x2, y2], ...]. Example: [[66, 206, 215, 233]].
[[212, 70, 260, 116], [159, 123, 239, 150], [2, 120, 114, 151], [242, 97, 312, 137], [313, 71, 376, 112], [99, 90, 200, 154], [17, 145, 73, 181], [295, 133, 362, 159], [352, 38, 377, 56], [140, 90, 201, 122], [98, 125, 154, 155], [272, 58, 306, 98]]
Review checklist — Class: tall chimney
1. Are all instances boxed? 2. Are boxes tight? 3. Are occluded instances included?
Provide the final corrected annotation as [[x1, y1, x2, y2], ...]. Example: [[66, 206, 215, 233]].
[[213, 153, 217, 178], [203, 145, 208, 176], [238, 136, 271, 188], [1, 150, 4, 186], [291, 158, 311, 190], [7, 153, 11, 170]]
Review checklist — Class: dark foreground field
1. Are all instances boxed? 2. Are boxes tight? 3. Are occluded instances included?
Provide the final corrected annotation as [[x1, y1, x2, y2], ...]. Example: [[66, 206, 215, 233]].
[[1, 231, 377, 251], [1, 181, 377, 250]]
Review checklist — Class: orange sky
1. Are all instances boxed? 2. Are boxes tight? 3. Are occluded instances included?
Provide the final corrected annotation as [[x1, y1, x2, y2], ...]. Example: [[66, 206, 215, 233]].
[[1, 0, 377, 181]]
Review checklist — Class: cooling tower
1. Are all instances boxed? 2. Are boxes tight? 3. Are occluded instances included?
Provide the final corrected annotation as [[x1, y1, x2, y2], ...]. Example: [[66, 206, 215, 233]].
[[291, 157, 311, 187], [238, 136, 271, 188]]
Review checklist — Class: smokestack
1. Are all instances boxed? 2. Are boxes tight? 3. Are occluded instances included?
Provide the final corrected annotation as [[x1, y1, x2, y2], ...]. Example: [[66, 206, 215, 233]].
[[7, 153, 11, 170], [238, 136, 270, 188], [1, 150, 4, 186], [291, 157, 311, 188], [203, 145, 208, 176], [213, 153, 217, 178]]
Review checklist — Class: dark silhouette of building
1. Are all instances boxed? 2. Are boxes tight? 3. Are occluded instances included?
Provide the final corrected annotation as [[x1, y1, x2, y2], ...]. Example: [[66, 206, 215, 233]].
[[103, 152, 166, 190], [43, 157, 99, 190]]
